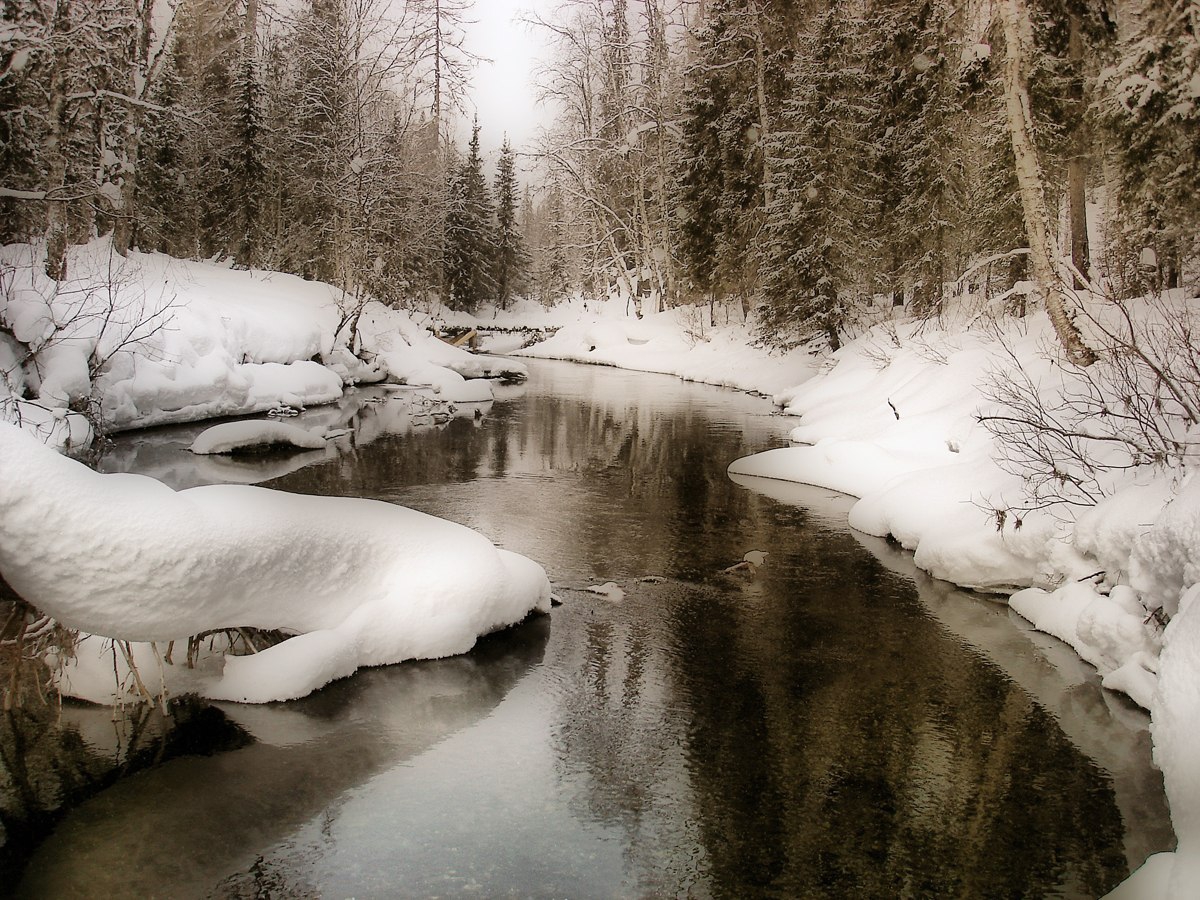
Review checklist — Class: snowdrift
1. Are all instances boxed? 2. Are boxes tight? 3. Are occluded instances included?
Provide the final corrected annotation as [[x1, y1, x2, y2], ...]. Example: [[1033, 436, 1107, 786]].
[[0, 240, 505, 445], [445, 295, 818, 396], [0, 423, 552, 702]]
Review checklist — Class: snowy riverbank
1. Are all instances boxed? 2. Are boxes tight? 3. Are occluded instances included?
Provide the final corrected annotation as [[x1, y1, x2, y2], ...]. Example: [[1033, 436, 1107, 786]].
[[2, 243, 1196, 893], [0, 239, 523, 448]]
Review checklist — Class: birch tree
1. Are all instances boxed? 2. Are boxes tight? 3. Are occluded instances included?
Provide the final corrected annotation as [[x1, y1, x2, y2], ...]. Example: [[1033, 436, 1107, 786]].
[[997, 0, 1095, 364]]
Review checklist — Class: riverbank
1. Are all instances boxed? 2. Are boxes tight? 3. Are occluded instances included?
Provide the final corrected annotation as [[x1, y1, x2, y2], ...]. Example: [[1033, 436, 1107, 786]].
[[0, 239, 524, 449], [3, 242, 1196, 894]]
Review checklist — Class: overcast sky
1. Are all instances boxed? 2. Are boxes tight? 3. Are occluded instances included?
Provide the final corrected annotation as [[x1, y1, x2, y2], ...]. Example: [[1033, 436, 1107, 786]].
[[462, 0, 556, 159]]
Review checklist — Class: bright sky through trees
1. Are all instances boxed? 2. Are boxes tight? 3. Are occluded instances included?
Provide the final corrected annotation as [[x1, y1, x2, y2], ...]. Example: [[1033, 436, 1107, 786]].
[[463, 0, 553, 156]]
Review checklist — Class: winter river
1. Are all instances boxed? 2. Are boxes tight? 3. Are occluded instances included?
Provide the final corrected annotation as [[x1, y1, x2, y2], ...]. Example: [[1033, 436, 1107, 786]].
[[5, 360, 1177, 897]]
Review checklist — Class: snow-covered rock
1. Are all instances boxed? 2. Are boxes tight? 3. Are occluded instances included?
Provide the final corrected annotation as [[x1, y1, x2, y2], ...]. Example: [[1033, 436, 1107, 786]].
[[0, 423, 551, 702], [189, 420, 328, 455]]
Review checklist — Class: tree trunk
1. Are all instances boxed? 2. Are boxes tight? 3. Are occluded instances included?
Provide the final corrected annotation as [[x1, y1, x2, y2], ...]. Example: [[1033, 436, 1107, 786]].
[[43, 0, 73, 280], [44, 80, 69, 280], [1066, 13, 1090, 288], [749, 2, 773, 207], [998, 0, 1095, 366]]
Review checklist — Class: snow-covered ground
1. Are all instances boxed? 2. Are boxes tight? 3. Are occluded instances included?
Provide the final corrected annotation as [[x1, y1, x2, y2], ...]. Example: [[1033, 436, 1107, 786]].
[[2, 239, 1196, 894], [0, 422, 551, 702], [0, 239, 519, 448], [444, 295, 819, 396]]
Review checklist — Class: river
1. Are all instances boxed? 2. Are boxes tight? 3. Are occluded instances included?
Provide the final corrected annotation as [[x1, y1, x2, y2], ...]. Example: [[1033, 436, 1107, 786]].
[[6, 359, 1175, 897]]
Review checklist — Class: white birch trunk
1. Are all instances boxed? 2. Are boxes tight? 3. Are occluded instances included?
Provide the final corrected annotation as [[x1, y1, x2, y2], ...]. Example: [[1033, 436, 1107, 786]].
[[998, 0, 1095, 365]]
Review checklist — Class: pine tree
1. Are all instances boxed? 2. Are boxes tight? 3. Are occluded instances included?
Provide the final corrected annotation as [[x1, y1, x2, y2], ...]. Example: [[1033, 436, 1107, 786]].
[[864, 0, 964, 315], [1101, 0, 1200, 288], [232, 0, 266, 267], [445, 121, 496, 311], [676, 0, 794, 307], [492, 137, 528, 309], [759, 3, 869, 351]]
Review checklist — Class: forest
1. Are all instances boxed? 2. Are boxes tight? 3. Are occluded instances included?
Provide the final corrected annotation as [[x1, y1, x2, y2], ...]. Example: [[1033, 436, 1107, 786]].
[[0, 0, 1197, 350]]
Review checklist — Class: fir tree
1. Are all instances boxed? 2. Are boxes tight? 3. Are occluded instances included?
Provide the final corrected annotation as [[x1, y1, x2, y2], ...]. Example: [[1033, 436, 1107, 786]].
[[759, 3, 869, 351], [1101, 0, 1200, 287], [864, 0, 964, 315], [445, 121, 496, 311], [676, 0, 795, 305], [492, 137, 528, 309], [232, 16, 266, 268]]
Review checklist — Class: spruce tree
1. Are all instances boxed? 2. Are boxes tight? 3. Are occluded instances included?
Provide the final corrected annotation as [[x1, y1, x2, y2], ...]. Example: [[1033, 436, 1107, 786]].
[[232, 16, 266, 267], [676, 0, 795, 305], [863, 0, 964, 315], [492, 137, 528, 309], [1101, 0, 1200, 287], [445, 121, 496, 311], [759, 3, 868, 351]]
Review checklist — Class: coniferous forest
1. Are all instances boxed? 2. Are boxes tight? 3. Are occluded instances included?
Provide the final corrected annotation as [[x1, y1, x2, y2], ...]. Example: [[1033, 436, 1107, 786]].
[[0, 0, 1197, 348]]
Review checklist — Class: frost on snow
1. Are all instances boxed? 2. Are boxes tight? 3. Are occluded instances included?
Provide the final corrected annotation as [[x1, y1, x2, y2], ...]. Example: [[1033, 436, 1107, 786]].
[[0, 424, 552, 703]]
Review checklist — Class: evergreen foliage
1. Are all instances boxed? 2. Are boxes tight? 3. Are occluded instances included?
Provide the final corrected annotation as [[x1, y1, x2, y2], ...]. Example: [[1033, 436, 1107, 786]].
[[759, 3, 868, 350], [492, 137, 529, 309], [445, 121, 496, 311], [1100, 0, 1200, 286]]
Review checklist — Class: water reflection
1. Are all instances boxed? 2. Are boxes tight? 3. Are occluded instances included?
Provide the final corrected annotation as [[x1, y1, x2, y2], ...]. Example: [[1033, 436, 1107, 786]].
[[15, 620, 548, 898], [0, 698, 246, 884], [18, 360, 1173, 898], [98, 385, 492, 489]]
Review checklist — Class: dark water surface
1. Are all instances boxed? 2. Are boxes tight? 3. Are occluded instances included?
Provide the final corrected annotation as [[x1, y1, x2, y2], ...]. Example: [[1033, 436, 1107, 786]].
[[12, 361, 1174, 897]]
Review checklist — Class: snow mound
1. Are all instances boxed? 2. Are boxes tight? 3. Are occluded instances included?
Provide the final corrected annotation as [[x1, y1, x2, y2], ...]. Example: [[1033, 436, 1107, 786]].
[[189, 420, 328, 455], [1149, 585, 1200, 896], [0, 240, 506, 438], [507, 299, 817, 396], [0, 424, 551, 702]]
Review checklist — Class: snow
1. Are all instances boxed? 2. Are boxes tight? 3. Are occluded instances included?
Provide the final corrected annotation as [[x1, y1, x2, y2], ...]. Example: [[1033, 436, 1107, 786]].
[[189, 420, 328, 455], [0, 239, 520, 445], [584, 581, 625, 602], [720, 310, 1200, 896], [443, 295, 818, 397], [1152, 585, 1200, 896], [0, 423, 551, 702]]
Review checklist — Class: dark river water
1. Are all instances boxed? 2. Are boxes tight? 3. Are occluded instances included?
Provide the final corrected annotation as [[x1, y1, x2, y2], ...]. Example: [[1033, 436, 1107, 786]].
[[6, 360, 1175, 897]]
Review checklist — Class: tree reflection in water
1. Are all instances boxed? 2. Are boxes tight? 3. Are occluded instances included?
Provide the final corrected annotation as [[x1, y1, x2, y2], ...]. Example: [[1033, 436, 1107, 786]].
[[22, 359, 1170, 898]]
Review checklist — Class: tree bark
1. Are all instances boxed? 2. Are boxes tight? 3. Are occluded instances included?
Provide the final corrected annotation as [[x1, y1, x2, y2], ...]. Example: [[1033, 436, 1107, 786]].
[[1066, 13, 1090, 288], [43, 0, 72, 280], [998, 0, 1095, 366], [749, 1, 773, 207]]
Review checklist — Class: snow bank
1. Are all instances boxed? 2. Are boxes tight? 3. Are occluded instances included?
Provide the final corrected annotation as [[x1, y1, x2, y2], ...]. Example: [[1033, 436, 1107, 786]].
[[1152, 585, 1200, 895], [0, 423, 551, 702], [0, 240, 520, 441], [455, 295, 818, 396]]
